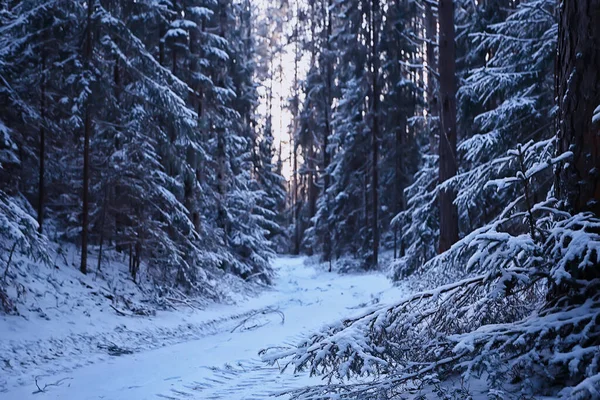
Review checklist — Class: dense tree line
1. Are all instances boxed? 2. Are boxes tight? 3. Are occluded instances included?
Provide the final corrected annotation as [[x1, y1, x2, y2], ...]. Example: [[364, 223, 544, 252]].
[[286, 0, 433, 268], [287, 0, 562, 273], [0, 0, 286, 302], [268, 0, 600, 398], [2, 0, 599, 396]]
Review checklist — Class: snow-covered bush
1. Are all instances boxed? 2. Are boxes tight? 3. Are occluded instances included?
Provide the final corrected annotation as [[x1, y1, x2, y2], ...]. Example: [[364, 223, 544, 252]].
[[0, 191, 49, 314]]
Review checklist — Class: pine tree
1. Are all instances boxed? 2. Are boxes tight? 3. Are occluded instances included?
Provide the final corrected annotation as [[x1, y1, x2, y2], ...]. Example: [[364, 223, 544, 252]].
[[256, 120, 287, 248], [379, 0, 421, 258]]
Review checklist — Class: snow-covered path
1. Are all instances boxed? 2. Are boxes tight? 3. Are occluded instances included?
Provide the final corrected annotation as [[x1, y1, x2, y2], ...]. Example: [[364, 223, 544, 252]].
[[2, 256, 400, 400]]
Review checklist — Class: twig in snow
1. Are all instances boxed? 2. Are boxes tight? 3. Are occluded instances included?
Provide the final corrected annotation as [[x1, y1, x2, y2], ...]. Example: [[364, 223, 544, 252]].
[[32, 376, 72, 394], [230, 307, 285, 333], [244, 271, 268, 282], [109, 304, 130, 316], [165, 296, 197, 310]]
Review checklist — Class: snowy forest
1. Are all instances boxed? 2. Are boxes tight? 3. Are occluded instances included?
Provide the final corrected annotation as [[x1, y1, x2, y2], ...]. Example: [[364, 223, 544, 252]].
[[0, 0, 599, 399]]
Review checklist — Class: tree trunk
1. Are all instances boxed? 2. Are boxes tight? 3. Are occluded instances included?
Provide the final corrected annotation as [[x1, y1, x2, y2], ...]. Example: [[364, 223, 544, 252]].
[[293, 158, 300, 255], [37, 51, 46, 234], [321, 0, 333, 263], [364, 168, 369, 235], [308, 145, 317, 221], [426, 0, 439, 154], [292, 10, 301, 255], [370, 0, 380, 268], [172, 0, 178, 76], [81, 0, 95, 275], [437, 0, 459, 254], [557, 0, 600, 217], [96, 185, 108, 273], [393, 124, 404, 259]]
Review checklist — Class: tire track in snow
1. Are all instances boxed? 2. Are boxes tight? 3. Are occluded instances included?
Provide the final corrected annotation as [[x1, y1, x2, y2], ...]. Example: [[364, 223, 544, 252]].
[[1, 304, 284, 393], [159, 357, 309, 399], [1, 256, 397, 399]]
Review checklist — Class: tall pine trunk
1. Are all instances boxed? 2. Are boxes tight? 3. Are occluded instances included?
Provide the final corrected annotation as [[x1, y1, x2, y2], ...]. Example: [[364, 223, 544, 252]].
[[437, 0, 458, 254], [322, 0, 333, 264], [292, 7, 301, 255], [557, 0, 600, 217], [81, 0, 95, 274], [369, 0, 380, 269], [308, 145, 317, 220], [426, 1, 438, 154], [393, 123, 404, 259], [37, 51, 46, 233]]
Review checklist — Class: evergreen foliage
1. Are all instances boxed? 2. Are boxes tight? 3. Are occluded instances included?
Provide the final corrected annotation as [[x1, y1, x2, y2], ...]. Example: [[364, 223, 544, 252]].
[[0, 0, 285, 304], [269, 0, 600, 398]]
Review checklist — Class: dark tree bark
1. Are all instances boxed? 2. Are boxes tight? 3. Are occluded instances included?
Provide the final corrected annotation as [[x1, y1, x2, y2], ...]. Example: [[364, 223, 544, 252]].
[[171, 0, 178, 76], [425, 0, 439, 154], [322, 0, 333, 264], [304, 0, 318, 257], [392, 0, 411, 260], [307, 145, 317, 220], [437, 0, 459, 254], [557, 0, 600, 217], [293, 142, 300, 255], [81, 0, 95, 275], [37, 51, 46, 234], [292, 5, 301, 256], [369, 0, 380, 269], [393, 122, 404, 260]]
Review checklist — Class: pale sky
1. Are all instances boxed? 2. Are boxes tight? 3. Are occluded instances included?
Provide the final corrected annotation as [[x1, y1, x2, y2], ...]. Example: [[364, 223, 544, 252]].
[[254, 0, 308, 181]]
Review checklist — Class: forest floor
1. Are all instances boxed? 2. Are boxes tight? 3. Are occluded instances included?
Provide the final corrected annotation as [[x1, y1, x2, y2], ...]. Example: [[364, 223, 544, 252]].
[[0, 255, 427, 400]]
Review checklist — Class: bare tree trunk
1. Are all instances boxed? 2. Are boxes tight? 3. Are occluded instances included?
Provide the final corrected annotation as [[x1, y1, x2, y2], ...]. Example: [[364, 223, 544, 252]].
[[547, 0, 600, 303], [437, 0, 459, 254], [307, 145, 317, 220], [370, 0, 380, 269], [393, 125, 405, 260], [363, 168, 369, 233], [426, 0, 439, 154], [322, 0, 333, 264], [306, 0, 317, 234], [393, 68, 405, 259], [81, 0, 95, 275], [37, 51, 46, 233], [557, 0, 600, 217], [132, 239, 142, 283], [96, 185, 108, 273], [293, 142, 300, 254], [292, 5, 301, 255]]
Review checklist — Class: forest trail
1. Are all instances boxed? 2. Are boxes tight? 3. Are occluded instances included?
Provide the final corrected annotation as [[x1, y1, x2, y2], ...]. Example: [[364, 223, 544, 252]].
[[2, 256, 399, 400]]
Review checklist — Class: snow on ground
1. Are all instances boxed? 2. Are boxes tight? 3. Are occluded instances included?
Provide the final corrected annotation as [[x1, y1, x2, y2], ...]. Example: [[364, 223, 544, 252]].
[[1, 256, 404, 400]]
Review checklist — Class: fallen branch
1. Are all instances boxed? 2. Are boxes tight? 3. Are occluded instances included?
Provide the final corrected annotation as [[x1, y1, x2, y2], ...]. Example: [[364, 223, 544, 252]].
[[244, 271, 268, 282], [97, 342, 134, 356], [165, 296, 198, 310], [32, 376, 72, 394], [109, 304, 130, 316], [231, 307, 285, 333]]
